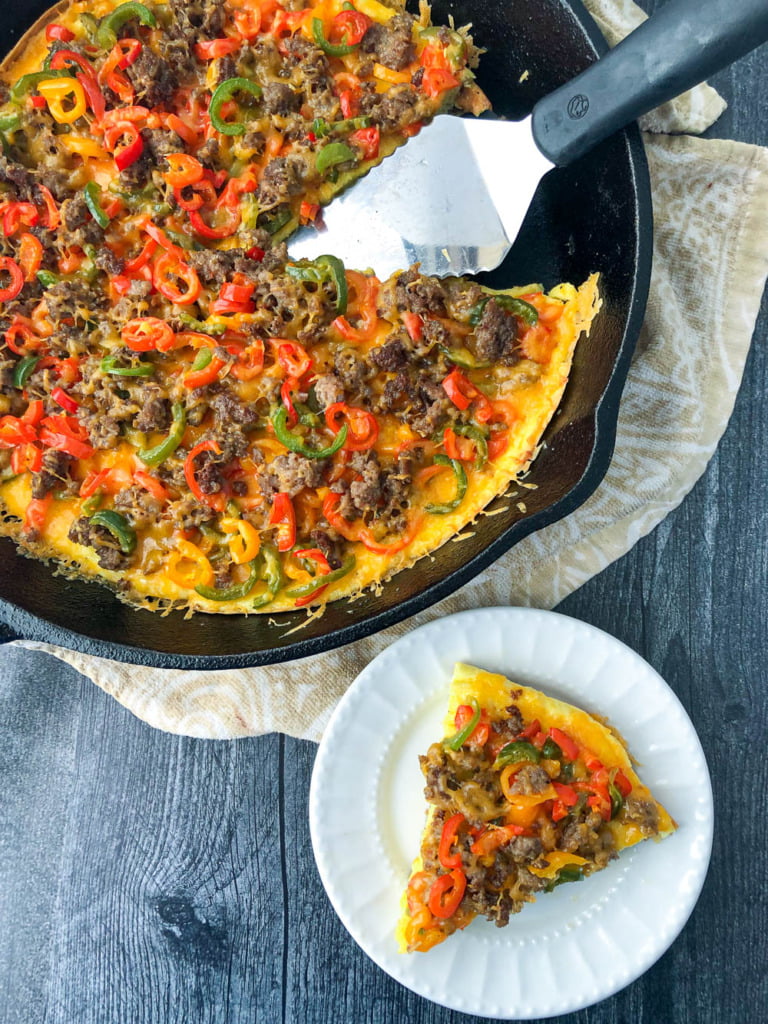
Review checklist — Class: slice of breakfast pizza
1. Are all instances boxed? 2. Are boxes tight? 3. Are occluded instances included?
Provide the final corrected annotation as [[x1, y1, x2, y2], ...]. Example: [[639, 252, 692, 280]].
[[398, 663, 676, 952]]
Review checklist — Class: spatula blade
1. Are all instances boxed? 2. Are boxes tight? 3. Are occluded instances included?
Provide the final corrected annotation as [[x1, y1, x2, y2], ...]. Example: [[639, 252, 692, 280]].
[[288, 115, 553, 279]]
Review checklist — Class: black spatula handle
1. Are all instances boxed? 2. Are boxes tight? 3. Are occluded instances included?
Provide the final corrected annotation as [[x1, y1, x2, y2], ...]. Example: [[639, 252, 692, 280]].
[[532, 0, 768, 165]]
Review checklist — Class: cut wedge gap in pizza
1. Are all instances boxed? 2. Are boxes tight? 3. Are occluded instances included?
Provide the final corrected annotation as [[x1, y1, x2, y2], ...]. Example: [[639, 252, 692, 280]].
[[398, 663, 677, 953]]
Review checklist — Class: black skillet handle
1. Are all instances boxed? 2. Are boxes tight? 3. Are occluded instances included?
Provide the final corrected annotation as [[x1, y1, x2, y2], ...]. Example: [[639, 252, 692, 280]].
[[532, 0, 768, 165]]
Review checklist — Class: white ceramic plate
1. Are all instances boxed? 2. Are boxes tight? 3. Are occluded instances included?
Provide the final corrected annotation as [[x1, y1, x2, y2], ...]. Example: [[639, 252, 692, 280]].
[[309, 608, 713, 1020]]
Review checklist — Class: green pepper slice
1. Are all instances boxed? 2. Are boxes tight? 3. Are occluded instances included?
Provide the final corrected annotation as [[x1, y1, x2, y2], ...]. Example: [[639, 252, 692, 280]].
[[444, 698, 480, 751], [609, 782, 625, 820], [0, 111, 22, 133], [209, 77, 263, 136], [36, 270, 60, 289], [263, 207, 293, 235], [468, 294, 539, 328], [81, 492, 103, 516], [252, 543, 283, 609], [452, 423, 488, 469], [287, 254, 348, 314], [12, 355, 39, 389], [425, 454, 467, 515], [177, 312, 227, 336], [438, 345, 491, 370], [495, 740, 541, 767], [316, 141, 356, 175], [96, 2, 157, 49], [78, 11, 100, 43], [83, 182, 110, 229], [333, 115, 373, 133], [10, 69, 70, 102], [271, 405, 348, 459], [195, 557, 263, 602], [89, 509, 137, 554], [545, 865, 584, 892], [101, 356, 155, 377], [312, 16, 357, 57], [540, 737, 563, 761], [138, 401, 186, 467], [190, 348, 213, 373], [285, 555, 356, 600]]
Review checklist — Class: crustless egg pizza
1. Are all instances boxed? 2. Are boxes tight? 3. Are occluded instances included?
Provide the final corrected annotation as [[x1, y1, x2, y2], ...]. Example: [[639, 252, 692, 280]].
[[0, 0, 600, 613]]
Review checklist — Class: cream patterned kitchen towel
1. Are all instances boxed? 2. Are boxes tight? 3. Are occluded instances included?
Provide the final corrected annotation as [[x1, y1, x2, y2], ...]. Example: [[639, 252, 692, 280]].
[[13, 0, 768, 739]]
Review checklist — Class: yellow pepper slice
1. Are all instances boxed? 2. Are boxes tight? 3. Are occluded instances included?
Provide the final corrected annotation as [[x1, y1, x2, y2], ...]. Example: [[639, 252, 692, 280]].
[[37, 78, 86, 125], [165, 538, 215, 589], [222, 518, 261, 565]]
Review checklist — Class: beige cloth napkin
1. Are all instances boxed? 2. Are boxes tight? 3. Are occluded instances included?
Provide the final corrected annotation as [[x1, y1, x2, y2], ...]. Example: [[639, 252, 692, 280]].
[[13, 0, 768, 740]]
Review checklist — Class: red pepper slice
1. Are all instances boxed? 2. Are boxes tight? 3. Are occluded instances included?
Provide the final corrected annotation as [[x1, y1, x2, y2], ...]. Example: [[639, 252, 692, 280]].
[[231, 339, 265, 381], [38, 415, 94, 460], [401, 310, 423, 342], [613, 768, 633, 797], [438, 813, 465, 870], [549, 727, 579, 761], [22, 400, 44, 426], [154, 251, 201, 305], [114, 126, 145, 171], [357, 515, 421, 555], [184, 439, 226, 510], [332, 9, 370, 45], [49, 49, 94, 76], [0, 258, 24, 302], [51, 386, 79, 414], [133, 470, 170, 503], [23, 494, 52, 534], [453, 703, 490, 747], [518, 718, 541, 741], [184, 354, 226, 390], [10, 442, 43, 474], [441, 367, 492, 421], [36, 185, 61, 231], [122, 317, 174, 353], [552, 782, 579, 806], [76, 71, 106, 123], [293, 548, 331, 575], [428, 868, 466, 920], [348, 125, 379, 161], [421, 66, 460, 98], [46, 24, 75, 42], [79, 468, 112, 498], [275, 340, 312, 379], [470, 824, 528, 856], [195, 38, 242, 60], [189, 205, 241, 241], [268, 492, 296, 552], [322, 491, 359, 543], [0, 416, 38, 448], [0, 202, 39, 237], [324, 402, 379, 452], [17, 233, 43, 283], [124, 238, 158, 274]]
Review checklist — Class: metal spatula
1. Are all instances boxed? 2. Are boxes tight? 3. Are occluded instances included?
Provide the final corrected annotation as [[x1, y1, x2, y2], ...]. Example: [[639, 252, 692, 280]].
[[289, 0, 768, 278]]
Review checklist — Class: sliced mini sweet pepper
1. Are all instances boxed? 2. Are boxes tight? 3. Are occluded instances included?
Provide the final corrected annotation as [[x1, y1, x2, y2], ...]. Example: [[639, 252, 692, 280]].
[[96, 2, 156, 49], [138, 401, 186, 467], [195, 557, 263, 602], [427, 868, 466, 920], [89, 509, 137, 554], [438, 813, 465, 870], [209, 77, 263, 136], [424, 454, 466, 515], [271, 405, 348, 459], [444, 698, 480, 751]]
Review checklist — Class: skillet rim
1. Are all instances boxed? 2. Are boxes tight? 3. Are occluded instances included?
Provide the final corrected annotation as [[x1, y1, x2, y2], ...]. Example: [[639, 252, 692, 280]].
[[0, 0, 653, 668]]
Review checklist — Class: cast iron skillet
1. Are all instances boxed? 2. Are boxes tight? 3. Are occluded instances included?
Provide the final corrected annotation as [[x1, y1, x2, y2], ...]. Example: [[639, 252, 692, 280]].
[[0, 0, 652, 668]]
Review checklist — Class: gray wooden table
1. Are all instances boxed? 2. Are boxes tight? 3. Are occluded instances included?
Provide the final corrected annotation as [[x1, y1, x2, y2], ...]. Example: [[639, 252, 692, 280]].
[[2, 15, 767, 1024]]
